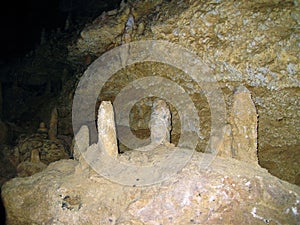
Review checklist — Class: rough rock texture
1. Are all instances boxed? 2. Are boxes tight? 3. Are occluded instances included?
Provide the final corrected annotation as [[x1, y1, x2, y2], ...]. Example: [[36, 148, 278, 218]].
[[67, 0, 300, 185], [16, 149, 47, 177], [150, 99, 172, 144], [97, 101, 118, 158], [2, 155, 300, 225], [12, 133, 69, 166], [2, 93, 299, 224], [230, 86, 258, 164]]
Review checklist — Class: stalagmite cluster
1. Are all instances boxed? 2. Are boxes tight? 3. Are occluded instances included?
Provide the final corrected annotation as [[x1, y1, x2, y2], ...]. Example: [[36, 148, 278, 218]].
[[2, 98, 300, 224]]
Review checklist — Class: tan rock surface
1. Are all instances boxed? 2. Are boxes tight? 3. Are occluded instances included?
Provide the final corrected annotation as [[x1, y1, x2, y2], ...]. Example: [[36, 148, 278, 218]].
[[2, 98, 300, 224], [2, 154, 300, 225], [12, 133, 69, 165], [230, 86, 258, 164], [67, 0, 300, 185], [97, 101, 118, 158]]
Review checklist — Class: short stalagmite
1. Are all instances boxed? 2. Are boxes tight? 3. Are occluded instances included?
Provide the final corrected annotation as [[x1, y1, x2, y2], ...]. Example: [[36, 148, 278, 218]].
[[149, 99, 171, 145], [48, 107, 58, 141]]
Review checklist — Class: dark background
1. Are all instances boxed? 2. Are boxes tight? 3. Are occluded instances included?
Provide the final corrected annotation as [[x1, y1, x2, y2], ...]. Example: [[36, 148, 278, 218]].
[[0, 0, 65, 61], [0, 0, 122, 62], [0, 1, 122, 224]]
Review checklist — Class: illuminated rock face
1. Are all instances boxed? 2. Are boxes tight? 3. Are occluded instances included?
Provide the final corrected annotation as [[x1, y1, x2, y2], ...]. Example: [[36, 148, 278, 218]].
[[65, 0, 300, 185], [2, 150, 300, 224], [97, 101, 118, 159]]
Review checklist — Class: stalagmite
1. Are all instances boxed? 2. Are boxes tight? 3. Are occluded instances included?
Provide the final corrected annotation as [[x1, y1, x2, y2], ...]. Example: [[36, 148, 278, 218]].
[[97, 101, 118, 158], [73, 125, 90, 172], [30, 149, 41, 163], [216, 124, 233, 158], [48, 107, 58, 141], [149, 99, 171, 145], [37, 122, 48, 134], [73, 125, 90, 162], [230, 86, 258, 164]]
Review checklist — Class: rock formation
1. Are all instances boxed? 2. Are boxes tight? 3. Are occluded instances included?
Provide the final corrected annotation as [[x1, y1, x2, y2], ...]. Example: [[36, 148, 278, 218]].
[[97, 101, 118, 158], [2, 99, 300, 224], [230, 86, 258, 164], [37, 122, 48, 134], [12, 132, 69, 167], [1, 0, 299, 223], [149, 99, 171, 145], [65, 0, 300, 185], [16, 149, 47, 177], [48, 107, 58, 141]]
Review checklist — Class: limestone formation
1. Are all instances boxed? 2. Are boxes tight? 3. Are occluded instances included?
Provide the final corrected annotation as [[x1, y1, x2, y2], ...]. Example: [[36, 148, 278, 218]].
[[149, 99, 171, 144], [2, 151, 300, 224], [230, 86, 258, 164], [2, 93, 300, 224], [37, 122, 48, 134], [12, 133, 69, 165], [216, 124, 233, 158], [66, 0, 300, 185], [48, 107, 58, 141], [97, 101, 118, 158], [122, 11, 135, 44], [16, 149, 47, 177], [30, 149, 41, 163]]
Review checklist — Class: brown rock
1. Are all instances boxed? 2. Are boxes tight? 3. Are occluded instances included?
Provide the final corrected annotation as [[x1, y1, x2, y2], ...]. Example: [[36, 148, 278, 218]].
[[37, 122, 48, 134], [230, 86, 258, 164], [63, 0, 300, 185], [17, 149, 47, 177], [13, 133, 69, 165], [2, 153, 300, 224]]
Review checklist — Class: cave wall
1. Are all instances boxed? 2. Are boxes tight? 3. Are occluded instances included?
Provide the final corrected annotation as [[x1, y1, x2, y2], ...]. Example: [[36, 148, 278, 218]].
[[66, 0, 299, 184]]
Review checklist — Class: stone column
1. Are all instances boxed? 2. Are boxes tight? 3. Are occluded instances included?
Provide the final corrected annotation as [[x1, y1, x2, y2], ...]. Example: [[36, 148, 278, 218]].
[[149, 99, 172, 144], [48, 107, 58, 141], [230, 86, 258, 164], [97, 101, 118, 158]]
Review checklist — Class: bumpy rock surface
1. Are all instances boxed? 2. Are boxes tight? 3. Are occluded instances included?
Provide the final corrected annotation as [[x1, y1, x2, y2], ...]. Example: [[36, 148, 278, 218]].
[[97, 101, 118, 158], [230, 86, 258, 164], [2, 97, 299, 224], [149, 99, 172, 144], [2, 155, 300, 225], [67, 0, 300, 185], [12, 133, 69, 166]]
